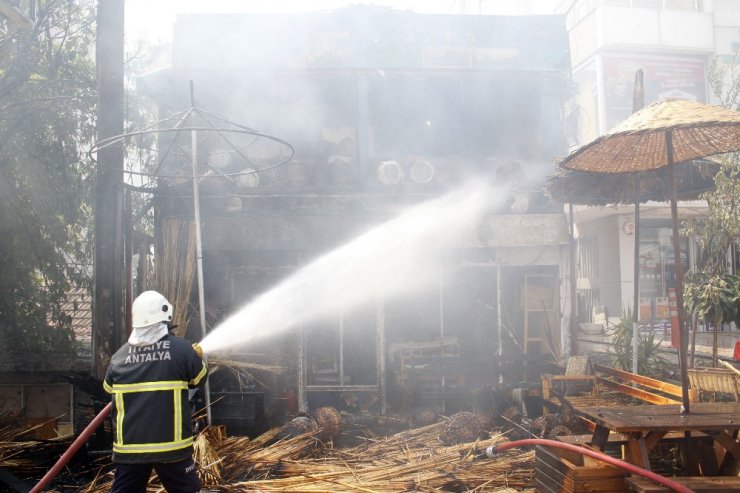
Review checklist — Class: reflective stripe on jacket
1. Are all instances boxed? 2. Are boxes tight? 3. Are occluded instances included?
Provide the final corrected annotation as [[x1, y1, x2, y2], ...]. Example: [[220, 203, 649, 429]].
[[103, 334, 207, 463]]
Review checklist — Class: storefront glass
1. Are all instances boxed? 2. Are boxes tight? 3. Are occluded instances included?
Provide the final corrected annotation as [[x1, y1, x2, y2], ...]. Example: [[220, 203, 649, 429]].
[[638, 219, 689, 325]]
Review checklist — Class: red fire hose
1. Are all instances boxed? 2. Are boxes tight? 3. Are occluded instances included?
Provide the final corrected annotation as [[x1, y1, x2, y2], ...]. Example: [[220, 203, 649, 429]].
[[29, 402, 112, 493], [488, 438, 695, 493]]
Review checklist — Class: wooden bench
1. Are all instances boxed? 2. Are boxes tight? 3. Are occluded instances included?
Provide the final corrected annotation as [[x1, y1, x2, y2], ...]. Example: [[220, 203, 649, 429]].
[[688, 367, 740, 402], [542, 364, 698, 407], [593, 364, 697, 404], [627, 476, 740, 493]]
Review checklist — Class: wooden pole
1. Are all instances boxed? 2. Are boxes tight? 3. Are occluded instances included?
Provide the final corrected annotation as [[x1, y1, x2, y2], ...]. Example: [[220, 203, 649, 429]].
[[667, 131, 690, 414], [92, 0, 125, 379], [632, 193, 641, 374], [631, 69, 644, 375]]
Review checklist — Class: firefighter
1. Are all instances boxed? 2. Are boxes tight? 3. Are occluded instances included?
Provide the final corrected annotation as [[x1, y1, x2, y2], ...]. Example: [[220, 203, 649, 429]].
[[104, 290, 207, 493]]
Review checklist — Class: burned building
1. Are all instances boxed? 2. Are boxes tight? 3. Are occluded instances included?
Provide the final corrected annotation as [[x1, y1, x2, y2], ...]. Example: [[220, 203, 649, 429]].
[[138, 6, 571, 433]]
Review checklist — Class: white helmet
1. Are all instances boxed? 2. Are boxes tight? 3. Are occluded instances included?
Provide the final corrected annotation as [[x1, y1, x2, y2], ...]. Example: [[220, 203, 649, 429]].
[[132, 291, 173, 328]]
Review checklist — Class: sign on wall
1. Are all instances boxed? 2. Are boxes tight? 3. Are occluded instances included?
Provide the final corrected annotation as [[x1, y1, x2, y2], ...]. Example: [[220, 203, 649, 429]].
[[602, 56, 706, 128]]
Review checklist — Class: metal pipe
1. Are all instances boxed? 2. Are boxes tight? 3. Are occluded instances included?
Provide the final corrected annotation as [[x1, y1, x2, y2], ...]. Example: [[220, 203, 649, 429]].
[[439, 270, 444, 339], [568, 203, 578, 357], [496, 265, 503, 384], [377, 296, 387, 415], [298, 325, 307, 413], [190, 83, 212, 425], [339, 310, 344, 387], [487, 438, 695, 493]]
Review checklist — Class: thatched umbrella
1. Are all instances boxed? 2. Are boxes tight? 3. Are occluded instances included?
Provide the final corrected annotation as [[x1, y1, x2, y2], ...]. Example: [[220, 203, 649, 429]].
[[559, 98, 740, 414], [546, 159, 719, 206]]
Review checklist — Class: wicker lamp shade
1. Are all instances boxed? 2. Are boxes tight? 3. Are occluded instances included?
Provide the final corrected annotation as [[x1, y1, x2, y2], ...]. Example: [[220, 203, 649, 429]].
[[561, 99, 740, 173]]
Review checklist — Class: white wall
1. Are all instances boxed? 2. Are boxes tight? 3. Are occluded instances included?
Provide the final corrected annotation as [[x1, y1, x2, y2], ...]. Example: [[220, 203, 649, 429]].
[[570, 4, 715, 68], [569, 10, 600, 68], [618, 213, 637, 314], [602, 7, 661, 48], [659, 9, 715, 51], [713, 0, 740, 27]]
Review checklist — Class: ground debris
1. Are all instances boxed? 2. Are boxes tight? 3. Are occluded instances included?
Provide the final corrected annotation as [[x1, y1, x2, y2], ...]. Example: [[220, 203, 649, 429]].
[[203, 419, 534, 492], [5, 417, 535, 492]]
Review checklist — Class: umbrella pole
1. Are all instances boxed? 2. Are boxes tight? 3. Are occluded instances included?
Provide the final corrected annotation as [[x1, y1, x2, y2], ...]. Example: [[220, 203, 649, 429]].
[[632, 195, 640, 375], [666, 133, 690, 414], [631, 71, 643, 375], [568, 203, 578, 357]]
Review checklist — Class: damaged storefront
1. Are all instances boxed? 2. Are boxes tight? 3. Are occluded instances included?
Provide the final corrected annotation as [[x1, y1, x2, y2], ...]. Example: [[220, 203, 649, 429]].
[[138, 6, 572, 434]]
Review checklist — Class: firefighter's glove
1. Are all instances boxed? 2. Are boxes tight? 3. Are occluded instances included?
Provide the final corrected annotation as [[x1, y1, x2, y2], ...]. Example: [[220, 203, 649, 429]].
[[192, 343, 204, 358]]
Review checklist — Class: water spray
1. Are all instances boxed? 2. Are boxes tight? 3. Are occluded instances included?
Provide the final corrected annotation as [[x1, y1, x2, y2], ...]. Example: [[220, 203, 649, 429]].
[[199, 180, 498, 355]]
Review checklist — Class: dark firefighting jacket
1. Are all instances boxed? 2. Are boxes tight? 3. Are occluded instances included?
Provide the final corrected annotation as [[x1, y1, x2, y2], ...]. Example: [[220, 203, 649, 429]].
[[103, 334, 208, 463]]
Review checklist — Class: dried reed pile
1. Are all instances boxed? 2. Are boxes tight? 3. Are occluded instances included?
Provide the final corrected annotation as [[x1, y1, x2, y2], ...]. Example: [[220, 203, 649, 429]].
[[75, 418, 534, 492], [210, 421, 534, 492], [0, 419, 73, 477]]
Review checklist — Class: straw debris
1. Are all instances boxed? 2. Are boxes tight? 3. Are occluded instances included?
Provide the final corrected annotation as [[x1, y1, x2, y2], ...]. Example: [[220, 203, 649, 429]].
[[9, 417, 534, 492]]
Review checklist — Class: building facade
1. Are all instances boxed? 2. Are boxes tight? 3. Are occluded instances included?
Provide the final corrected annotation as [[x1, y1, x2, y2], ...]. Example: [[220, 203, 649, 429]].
[[563, 0, 739, 328], [140, 6, 572, 428]]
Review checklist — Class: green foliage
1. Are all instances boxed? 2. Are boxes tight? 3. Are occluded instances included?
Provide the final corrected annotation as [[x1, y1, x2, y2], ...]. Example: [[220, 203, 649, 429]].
[[608, 309, 667, 376], [684, 273, 740, 335], [708, 51, 740, 111], [684, 52, 740, 275], [0, 1, 97, 359], [680, 51, 740, 367], [683, 162, 740, 275]]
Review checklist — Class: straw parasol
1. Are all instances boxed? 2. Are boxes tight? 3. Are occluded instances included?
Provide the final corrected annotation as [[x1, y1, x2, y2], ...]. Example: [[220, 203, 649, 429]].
[[562, 99, 740, 173], [546, 159, 719, 206], [559, 98, 740, 414]]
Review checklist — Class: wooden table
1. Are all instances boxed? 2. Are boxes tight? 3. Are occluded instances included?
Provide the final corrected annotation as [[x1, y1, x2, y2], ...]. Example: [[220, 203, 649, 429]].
[[575, 403, 740, 474]]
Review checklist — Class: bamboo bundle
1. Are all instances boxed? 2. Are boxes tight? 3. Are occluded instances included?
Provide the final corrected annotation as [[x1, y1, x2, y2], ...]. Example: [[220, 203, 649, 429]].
[[155, 217, 196, 336], [217, 431, 323, 481], [194, 427, 225, 485]]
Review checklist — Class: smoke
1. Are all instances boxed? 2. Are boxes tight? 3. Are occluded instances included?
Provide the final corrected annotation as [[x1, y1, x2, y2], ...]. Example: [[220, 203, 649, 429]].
[[199, 179, 499, 354]]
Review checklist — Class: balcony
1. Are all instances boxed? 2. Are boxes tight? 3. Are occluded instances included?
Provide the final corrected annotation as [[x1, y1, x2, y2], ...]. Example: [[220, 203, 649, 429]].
[[567, 0, 714, 67]]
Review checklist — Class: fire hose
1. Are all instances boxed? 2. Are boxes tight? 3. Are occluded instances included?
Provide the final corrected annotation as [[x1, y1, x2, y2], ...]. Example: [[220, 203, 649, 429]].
[[485, 438, 695, 493], [29, 402, 112, 493]]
